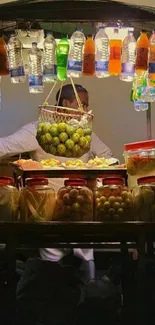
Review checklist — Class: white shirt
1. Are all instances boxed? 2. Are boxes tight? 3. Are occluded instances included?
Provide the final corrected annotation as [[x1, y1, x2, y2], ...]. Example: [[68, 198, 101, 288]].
[[0, 121, 112, 262]]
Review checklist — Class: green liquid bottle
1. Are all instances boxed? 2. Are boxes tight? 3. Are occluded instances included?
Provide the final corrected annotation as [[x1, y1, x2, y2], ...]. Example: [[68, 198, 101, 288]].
[[56, 37, 70, 81]]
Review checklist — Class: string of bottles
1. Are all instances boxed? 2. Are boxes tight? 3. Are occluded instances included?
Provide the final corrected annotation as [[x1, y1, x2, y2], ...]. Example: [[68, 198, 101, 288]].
[[0, 28, 155, 96]]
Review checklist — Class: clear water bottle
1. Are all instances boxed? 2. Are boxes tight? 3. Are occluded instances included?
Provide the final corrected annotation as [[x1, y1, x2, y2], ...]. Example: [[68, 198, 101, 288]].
[[56, 37, 69, 81], [7, 34, 26, 83], [28, 42, 43, 94], [68, 30, 85, 78], [43, 32, 57, 83], [95, 26, 109, 78], [120, 28, 136, 82]]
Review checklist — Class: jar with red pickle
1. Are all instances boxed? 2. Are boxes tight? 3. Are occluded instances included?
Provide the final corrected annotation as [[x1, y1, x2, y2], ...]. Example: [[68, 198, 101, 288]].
[[133, 176, 155, 221], [95, 177, 133, 221], [53, 179, 93, 221], [19, 177, 55, 222]]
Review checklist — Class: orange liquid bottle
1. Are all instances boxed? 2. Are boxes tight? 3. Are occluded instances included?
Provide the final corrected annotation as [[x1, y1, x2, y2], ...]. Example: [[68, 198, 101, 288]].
[[108, 28, 122, 76], [83, 36, 95, 76], [148, 29, 155, 82], [135, 30, 149, 75], [0, 37, 9, 76]]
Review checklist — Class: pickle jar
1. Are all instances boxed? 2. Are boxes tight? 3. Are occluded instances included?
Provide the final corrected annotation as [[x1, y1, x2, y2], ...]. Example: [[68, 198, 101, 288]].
[[95, 177, 133, 221], [53, 179, 93, 221], [20, 177, 55, 222], [133, 176, 155, 222], [0, 177, 19, 221]]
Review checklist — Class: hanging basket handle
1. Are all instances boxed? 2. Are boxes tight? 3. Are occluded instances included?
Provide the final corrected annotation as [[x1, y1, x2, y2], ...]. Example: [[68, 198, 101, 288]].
[[42, 77, 83, 112]]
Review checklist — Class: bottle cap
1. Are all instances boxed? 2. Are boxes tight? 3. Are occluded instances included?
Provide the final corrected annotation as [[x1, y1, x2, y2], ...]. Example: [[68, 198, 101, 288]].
[[26, 177, 48, 187], [64, 179, 87, 186], [0, 177, 14, 186]]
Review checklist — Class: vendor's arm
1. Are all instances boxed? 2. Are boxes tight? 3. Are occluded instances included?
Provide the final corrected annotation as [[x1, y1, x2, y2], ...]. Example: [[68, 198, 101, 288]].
[[0, 122, 39, 158], [90, 132, 113, 159]]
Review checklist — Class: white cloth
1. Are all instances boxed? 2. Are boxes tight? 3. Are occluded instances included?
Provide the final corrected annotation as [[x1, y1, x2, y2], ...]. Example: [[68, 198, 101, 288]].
[[0, 121, 112, 262]]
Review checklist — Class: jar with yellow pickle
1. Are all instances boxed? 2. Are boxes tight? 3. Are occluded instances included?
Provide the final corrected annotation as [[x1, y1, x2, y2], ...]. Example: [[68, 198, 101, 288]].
[[19, 178, 55, 222], [95, 177, 133, 221], [0, 177, 19, 221], [54, 179, 93, 221]]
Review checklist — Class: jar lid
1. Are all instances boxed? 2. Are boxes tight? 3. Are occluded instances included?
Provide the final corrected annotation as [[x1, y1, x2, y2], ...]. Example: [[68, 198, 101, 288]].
[[102, 177, 124, 186], [64, 179, 87, 186], [124, 140, 155, 152], [26, 177, 48, 186], [138, 176, 155, 185], [0, 177, 14, 185]]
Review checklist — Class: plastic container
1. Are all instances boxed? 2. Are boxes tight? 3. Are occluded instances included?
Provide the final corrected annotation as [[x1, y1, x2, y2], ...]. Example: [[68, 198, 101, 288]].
[[19, 177, 55, 222], [0, 177, 19, 221], [133, 176, 155, 221], [95, 27, 109, 78], [37, 105, 93, 158], [95, 177, 133, 221], [43, 32, 57, 83], [28, 42, 43, 94], [108, 28, 122, 76], [68, 30, 85, 78], [124, 140, 155, 189], [53, 179, 93, 221], [83, 36, 95, 76], [56, 37, 70, 81], [0, 37, 9, 76], [7, 34, 26, 83], [148, 30, 155, 82], [120, 28, 136, 82], [135, 31, 149, 75]]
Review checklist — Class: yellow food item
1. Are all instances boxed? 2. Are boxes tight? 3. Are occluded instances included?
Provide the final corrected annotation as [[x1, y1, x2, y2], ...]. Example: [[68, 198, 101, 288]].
[[86, 156, 110, 168], [41, 158, 61, 167], [65, 159, 85, 167]]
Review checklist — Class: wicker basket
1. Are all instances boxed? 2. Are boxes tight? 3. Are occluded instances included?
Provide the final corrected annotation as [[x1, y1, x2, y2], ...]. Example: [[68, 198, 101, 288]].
[[37, 79, 93, 158]]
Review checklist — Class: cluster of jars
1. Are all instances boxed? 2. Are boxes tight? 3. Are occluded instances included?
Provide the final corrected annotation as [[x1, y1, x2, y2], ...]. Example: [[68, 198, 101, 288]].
[[1, 175, 155, 222]]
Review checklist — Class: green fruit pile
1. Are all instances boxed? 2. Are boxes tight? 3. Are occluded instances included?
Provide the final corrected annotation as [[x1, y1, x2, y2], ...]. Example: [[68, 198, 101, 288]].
[[36, 122, 92, 158], [53, 186, 93, 221], [133, 185, 155, 221], [95, 186, 133, 221]]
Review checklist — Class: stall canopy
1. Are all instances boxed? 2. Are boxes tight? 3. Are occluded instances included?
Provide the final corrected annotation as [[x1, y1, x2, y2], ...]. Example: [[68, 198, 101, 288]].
[[0, 0, 155, 36]]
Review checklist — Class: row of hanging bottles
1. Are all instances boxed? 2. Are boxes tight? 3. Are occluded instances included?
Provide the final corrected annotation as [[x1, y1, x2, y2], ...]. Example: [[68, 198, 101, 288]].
[[0, 27, 154, 104]]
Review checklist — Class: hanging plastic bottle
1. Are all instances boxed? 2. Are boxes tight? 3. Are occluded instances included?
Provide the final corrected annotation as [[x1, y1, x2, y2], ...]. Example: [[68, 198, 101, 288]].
[[120, 28, 136, 82], [28, 42, 43, 94], [68, 30, 85, 78], [43, 32, 57, 83], [7, 34, 26, 83], [83, 36, 95, 76], [148, 30, 155, 82], [95, 26, 109, 78], [108, 28, 122, 76], [135, 30, 149, 75], [0, 36, 9, 76], [130, 89, 148, 111], [56, 36, 69, 81]]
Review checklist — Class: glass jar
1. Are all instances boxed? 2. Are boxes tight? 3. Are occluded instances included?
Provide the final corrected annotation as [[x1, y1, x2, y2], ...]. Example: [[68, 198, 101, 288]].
[[124, 140, 155, 189], [0, 177, 19, 221], [53, 179, 93, 221], [95, 177, 133, 221], [20, 177, 55, 222], [133, 176, 155, 221]]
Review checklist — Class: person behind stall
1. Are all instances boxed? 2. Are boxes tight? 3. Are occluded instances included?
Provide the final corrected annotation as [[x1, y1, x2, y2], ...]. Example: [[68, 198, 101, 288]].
[[0, 84, 120, 325]]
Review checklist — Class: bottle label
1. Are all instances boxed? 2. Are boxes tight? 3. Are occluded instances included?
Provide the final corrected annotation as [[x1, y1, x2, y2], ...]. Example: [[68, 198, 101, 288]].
[[43, 65, 57, 76], [68, 60, 82, 72], [10, 66, 25, 78], [29, 75, 43, 87], [110, 47, 121, 60], [121, 63, 135, 75], [149, 62, 155, 73], [136, 48, 148, 69], [95, 61, 108, 72]]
